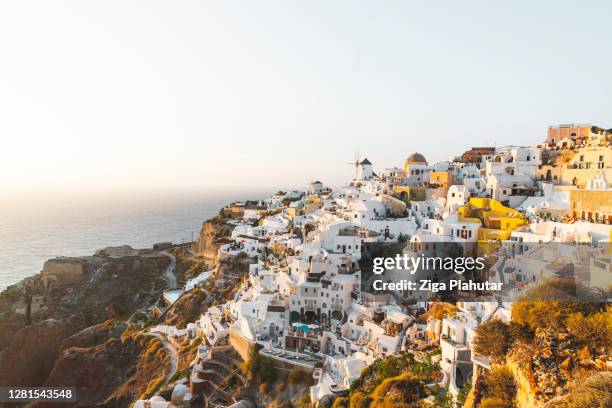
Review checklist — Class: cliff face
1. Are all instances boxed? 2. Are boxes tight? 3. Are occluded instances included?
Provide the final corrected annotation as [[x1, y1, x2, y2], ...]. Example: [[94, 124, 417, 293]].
[[0, 317, 82, 387], [30, 321, 170, 408], [506, 358, 538, 408], [193, 216, 233, 264], [0, 247, 172, 407], [473, 325, 611, 408]]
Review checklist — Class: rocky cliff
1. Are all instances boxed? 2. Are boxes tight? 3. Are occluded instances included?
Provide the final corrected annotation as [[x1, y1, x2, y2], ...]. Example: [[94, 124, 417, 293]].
[[0, 247, 172, 407], [29, 321, 170, 408], [193, 215, 234, 265]]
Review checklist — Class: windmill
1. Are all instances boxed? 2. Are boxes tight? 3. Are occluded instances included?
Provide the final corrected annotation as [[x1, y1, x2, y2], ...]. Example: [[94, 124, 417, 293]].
[[346, 151, 361, 180]]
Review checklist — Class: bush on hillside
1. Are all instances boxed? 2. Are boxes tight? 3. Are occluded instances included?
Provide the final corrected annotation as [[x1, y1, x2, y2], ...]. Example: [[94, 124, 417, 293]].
[[478, 366, 516, 407], [547, 372, 612, 408], [479, 396, 513, 408], [512, 280, 604, 332], [473, 319, 512, 362], [566, 309, 612, 349], [348, 391, 371, 408], [331, 396, 348, 408]]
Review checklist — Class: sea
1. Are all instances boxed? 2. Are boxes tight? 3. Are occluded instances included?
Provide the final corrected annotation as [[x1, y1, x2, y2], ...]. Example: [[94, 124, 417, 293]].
[[0, 189, 271, 291]]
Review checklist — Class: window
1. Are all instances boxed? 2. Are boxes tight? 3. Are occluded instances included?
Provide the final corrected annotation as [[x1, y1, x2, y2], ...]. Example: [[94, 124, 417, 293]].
[[580, 155, 584, 162]]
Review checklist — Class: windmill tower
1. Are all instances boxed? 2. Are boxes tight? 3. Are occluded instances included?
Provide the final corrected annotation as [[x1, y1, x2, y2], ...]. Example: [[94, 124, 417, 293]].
[[357, 158, 373, 180]]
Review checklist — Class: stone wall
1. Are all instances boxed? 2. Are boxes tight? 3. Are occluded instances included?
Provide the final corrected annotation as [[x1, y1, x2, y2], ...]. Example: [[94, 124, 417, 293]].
[[41, 258, 85, 287], [229, 329, 254, 361]]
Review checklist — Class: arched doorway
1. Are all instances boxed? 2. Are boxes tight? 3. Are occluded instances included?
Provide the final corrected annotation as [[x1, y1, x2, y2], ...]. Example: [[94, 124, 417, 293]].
[[289, 311, 301, 324]]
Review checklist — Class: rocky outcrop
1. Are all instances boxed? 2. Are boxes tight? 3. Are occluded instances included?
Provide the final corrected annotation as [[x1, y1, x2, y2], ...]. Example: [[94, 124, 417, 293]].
[[30, 321, 170, 408], [41, 257, 91, 287], [0, 248, 173, 406], [500, 328, 610, 407], [161, 288, 209, 329], [193, 216, 234, 265]]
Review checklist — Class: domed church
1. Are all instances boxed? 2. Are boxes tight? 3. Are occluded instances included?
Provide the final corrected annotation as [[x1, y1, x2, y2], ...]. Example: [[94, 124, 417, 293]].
[[403, 152, 427, 173]]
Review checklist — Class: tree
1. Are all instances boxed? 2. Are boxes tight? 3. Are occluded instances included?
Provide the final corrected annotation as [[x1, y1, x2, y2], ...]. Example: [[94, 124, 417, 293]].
[[473, 319, 512, 362]]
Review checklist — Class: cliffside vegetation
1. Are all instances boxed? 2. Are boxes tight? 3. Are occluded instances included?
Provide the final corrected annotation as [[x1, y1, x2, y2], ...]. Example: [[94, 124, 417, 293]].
[[330, 352, 441, 408], [472, 280, 612, 407], [242, 345, 314, 407]]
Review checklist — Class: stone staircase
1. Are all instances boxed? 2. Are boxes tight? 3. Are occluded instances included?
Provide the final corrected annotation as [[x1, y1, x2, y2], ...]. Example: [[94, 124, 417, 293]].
[[190, 346, 246, 406]]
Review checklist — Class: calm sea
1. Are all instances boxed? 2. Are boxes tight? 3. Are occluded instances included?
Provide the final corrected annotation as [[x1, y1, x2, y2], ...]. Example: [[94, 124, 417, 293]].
[[0, 189, 270, 291]]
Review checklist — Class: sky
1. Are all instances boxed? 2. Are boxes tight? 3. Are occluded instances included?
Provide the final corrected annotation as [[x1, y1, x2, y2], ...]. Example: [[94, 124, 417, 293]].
[[1, 0, 611, 194]]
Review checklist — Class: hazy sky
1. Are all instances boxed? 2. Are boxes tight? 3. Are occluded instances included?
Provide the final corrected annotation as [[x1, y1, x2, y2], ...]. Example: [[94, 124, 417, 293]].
[[1, 1, 611, 193]]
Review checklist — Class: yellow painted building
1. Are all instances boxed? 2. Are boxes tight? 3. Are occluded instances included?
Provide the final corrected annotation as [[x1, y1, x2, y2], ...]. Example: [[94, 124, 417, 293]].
[[393, 185, 426, 202], [286, 196, 322, 220], [458, 198, 528, 254], [429, 171, 454, 188]]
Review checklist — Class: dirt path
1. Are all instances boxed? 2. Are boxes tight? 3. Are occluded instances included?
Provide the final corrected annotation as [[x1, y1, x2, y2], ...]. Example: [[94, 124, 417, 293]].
[[161, 251, 177, 289], [145, 332, 178, 383]]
